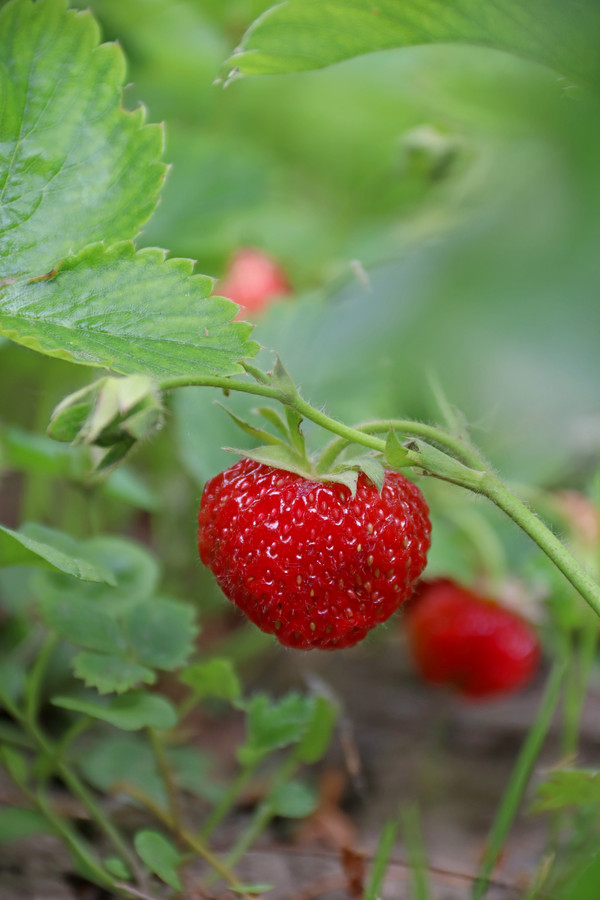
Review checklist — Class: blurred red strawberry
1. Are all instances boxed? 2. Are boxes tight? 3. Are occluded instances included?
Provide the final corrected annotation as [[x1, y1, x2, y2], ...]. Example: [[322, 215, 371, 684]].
[[404, 578, 540, 700], [216, 247, 292, 319]]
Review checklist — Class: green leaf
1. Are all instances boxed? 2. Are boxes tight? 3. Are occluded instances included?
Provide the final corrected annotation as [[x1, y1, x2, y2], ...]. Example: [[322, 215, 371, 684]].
[[179, 658, 242, 703], [134, 830, 183, 891], [0, 243, 258, 377], [366, 817, 400, 900], [0, 657, 26, 705], [0, 746, 28, 788], [238, 692, 315, 766], [104, 467, 161, 513], [72, 652, 155, 695], [80, 536, 160, 605], [168, 746, 224, 804], [0, 522, 114, 583], [271, 780, 318, 819], [103, 857, 131, 881], [122, 597, 197, 671], [531, 769, 600, 813], [296, 696, 337, 764], [0, 807, 55, 844], [78, 734, 221, 809], [78, 733, 169, 808], [223, 0, 600, 91], [0, 0, 165, 277], [39, 594, 125, 654], [52, 691, 177, 731]]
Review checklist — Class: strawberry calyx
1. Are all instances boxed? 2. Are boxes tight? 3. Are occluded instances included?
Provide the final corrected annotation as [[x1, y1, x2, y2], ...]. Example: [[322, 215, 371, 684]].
[[219, 357, 390, 495]]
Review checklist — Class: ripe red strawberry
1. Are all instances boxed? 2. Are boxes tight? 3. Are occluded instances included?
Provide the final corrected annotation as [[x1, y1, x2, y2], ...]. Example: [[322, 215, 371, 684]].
[[216, 248, 292, 319], [197, 458, 431, 650], [404, 578, 540, 699]]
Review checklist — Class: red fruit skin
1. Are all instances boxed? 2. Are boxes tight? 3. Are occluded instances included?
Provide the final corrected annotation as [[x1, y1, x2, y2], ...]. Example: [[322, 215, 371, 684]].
[[405, 579, 540, 699], [197, 458, 431, 650], [216, 248, 291, 318]]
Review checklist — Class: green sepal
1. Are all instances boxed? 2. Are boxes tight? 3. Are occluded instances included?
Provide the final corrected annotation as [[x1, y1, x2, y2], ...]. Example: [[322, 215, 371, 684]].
[[242, 356, 298, 400], [216, 403, 288, 448], [385, 431, 412, 469], [255, 407, 289, 438], [321, 468, 359, 496], [330, 456, 386, 493], [224, 444, 312, 479], [285, 406, 306, 456]]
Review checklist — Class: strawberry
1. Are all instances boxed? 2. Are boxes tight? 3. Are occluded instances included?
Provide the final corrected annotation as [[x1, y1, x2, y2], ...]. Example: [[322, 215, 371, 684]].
[[197, 458, 431, 650], [404, 578, 540, 699], [216, 248, 292, 319]]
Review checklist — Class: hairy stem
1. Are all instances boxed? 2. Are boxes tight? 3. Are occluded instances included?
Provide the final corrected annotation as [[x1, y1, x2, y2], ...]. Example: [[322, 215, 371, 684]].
[[318, 418, 484, 471], [147, 728, 182, 834], [200, 761, 256, 839]]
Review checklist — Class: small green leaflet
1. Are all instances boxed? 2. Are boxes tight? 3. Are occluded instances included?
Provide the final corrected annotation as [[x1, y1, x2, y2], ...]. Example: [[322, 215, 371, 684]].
[[72, 653, 155, 695], [271, 780, 318, 818], [134, 830, 182, 891], [52, 691, 178, 731], [238, 692, 317, 766], [0, 0, 258, 377], [0, 522, 114, 583], [532, 769, 600, 812], [221, 0, 600, 92], [180, 658, 242, 703]]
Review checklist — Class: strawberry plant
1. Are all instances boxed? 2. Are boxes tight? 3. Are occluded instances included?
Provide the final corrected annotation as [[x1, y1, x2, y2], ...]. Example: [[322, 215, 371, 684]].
[[1, 0, 600, 898]]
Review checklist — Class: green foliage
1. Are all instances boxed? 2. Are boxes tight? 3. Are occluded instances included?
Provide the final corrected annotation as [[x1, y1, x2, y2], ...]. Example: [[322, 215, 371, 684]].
[[238, 692, 332, 766], [0, 0, 165, 276], [180, 657, 242, 703], [224, 0, 600, 90], [0, 522, 115, 582], [1, 0, 599, 894], [0, 807, 55, 843], [532, 770, 600, 813], [270, 779, 317, 818], [39, 555, 197, 693], [1, 243, 257, 377], [134, 830, 183, 890], [0, 0, 258, 377], [79, 734, 221, 811], [52, 691, 178, 731]]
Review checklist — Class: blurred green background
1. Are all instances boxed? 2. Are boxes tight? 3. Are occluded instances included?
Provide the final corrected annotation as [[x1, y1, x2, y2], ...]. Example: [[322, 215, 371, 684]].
[[61, 0, 600, 487], [3, 0, 600, 579]]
